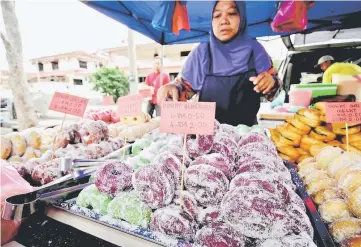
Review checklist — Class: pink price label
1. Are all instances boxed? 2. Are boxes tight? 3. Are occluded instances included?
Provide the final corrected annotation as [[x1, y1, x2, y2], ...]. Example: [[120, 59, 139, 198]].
[[103, 96, 115, 105], [139, 89, 153, 98], [160, 102, 216, 135], [116, 94, 143, 118], [48, 92, 89, 117], [325, 102, 361, 123]]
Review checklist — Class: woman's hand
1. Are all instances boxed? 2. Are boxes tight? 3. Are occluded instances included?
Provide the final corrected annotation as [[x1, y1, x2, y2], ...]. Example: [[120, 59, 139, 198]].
[[157, 84, 179, 104], [250, 72, 275, 94]]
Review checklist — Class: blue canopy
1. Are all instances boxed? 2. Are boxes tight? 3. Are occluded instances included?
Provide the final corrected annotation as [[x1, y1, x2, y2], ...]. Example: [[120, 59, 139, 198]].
[[83, 1, 361, 45]]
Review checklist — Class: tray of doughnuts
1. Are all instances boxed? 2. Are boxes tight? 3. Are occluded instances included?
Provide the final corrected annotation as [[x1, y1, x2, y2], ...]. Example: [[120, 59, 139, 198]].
[[268, 102, 361, 164]]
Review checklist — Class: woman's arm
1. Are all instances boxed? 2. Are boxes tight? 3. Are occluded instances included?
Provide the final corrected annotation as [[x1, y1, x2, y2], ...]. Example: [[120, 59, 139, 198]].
[[264, 66, 283, 102], [172, 77, 197, 101]]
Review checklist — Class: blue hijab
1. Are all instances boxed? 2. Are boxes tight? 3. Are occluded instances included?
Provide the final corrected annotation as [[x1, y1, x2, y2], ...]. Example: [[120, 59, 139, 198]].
[[182, 1, 271, 90]]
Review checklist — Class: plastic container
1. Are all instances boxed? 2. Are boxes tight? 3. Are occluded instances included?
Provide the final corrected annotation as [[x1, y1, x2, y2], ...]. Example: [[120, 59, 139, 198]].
[[290, 83, 337, 97], [289, 90, 312, 107]]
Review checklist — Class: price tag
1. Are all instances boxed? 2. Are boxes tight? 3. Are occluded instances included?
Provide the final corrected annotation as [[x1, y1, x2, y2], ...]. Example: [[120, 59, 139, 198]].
[[325, 102, 361, 123], [116, 94, 143, 118], [103, 96, 115, 105], [139, 89, 153, 98], [49, 92, 89, 117], [160, 102, 216, 135]]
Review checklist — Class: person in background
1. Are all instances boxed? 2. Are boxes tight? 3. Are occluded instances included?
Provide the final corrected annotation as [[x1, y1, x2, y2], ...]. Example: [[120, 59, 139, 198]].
[[315, 55, 334, 82], [145, 57, 170, 117]]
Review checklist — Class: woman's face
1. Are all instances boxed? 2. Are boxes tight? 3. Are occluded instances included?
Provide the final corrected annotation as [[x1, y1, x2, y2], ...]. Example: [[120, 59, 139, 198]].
[[212, 1, 241, 42]]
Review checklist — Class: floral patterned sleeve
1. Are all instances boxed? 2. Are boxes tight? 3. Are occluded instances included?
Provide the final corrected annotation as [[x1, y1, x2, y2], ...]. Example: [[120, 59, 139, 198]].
[[172, 77, 196, 102], [264, 66, 283, 102]]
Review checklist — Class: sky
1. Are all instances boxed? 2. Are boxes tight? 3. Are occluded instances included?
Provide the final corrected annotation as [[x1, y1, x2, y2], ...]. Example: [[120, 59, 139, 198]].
[[0, 0, 286, 72], [0, 0, 153, 71]]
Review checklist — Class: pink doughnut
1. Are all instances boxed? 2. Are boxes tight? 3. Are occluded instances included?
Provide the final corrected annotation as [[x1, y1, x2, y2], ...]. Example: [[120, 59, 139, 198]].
[[150, 205, 198, 241], [195, 222, 246, 247], [95, 161, 133, 197], [238, 132, 268, 147], [87, 143, 106, 158], [214, 132, 238, 156], [132, 164, 174, 209], [31, 159, 63, 185], [186, 135, 214, 159], [97, 120, 109, 141], [185, 164, 229, 207], [79, 120, 103, 145], [211, 142, 234, 163], [197, 206, 222, 226], [221, 186, 290, 239], [152, 152, 181, 189], [191, 153, 234, 179], [173, 190, 198, 218], [288, 204, 314, 238], [220, 124, 240, 142], [159, 145, 191, 167], [240, 142, 278, 156]]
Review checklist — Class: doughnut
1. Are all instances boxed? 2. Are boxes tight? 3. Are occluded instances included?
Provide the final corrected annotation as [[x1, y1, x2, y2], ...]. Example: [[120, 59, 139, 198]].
[[300, 136, 324, 152], [23, 129, 41, 149], [1, 136, 12, 159], [79, 120, 103, 145], [22, 147, 41, 161], [333, 124, 361, 136], [11, 161, 32, 177], [341, 236, 361, 247], [310, 126, 336, 142], [152, 152, 181, 189], [297, 154, 313, 164], [349, 187, 361, 218], [295, 108, 320, 127], [257, 232, 316, 247], [296, 148, 309, 156], [220, 123, 240, 142], [107, 192, 152, 228], [97, 120, 109, 141], [277, 145, 300, 160], [150, 205, 198, 241], [340, 144, 361, 155], [313, 102, 326, 115], [186, 134, 214, 159], [197, 206, 222, 226], [303, 170, 330, 185], [40, 128, 57, 146], [313, 188, 341, 205], [329, 218, 361, 243], [56, 123, 82, 148], [7, 133, 26, 157], [31, 158, 63, 185], [185, 164, 229, 207], [338, 170, 361, 195], [98, 141, 113, 156], [221, 186, 290, 239], [298, 162, 317, 178], [94, 161, 133, 197], [211, 142, 234, 163], [319, 199, 351, 223], [76, 184, 101, 208], [289, 117, 311, 134], [240, 142, 278, 157], [132, 164, 174, 209], [195, 222, 246, 247], [306, 178, 337, 195], [132, 138, 151, 155], [284, 122, 310, 136], [172, 190, 198, 218], [316, 146, 343, 170], [191, 153, 234, 179], [108, 137, 125, 151], [214, 132, 238, 156], [309, 143, 328, 157], [235, 160, 288, 180], [276, 125, 302, 146], [288, 204, 314, 238], [159, 144, 191, 167], [87, 144, 106, 158], [298, 157, 315, 167], [238, 132, 267, 147], [328, 152, 361, 179], [229, 174, 291, 205]]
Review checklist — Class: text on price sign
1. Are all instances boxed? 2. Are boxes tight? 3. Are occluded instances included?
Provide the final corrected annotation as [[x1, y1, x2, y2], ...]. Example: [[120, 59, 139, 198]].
[[48, 92, 89, 117], [325, 102, 361, 123], [116, 94, 143, 118], [160, 102, 216, 135]]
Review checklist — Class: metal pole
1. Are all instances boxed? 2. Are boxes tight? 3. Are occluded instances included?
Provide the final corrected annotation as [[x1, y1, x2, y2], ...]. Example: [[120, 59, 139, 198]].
[[160, 45, 164, 87], [127, 27, 138, 95]]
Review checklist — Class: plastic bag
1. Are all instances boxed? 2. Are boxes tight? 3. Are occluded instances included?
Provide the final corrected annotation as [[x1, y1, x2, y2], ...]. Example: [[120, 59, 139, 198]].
[[151, 1, 175, 33], [172, 1, 190, 35], [271, 1, 314, 33], [1, 162, 34, 245]]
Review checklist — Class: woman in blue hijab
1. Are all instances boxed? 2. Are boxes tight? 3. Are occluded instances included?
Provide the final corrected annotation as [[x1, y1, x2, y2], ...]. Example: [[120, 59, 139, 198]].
[[158, 1, 281, 126]]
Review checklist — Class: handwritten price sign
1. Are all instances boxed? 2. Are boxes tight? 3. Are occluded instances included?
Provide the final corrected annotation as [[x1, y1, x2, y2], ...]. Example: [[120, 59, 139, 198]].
[[49, 92, 89, 117], [160, 102, 216, 135], [116, 94, 143, 118], [326, 102, 361, 123]]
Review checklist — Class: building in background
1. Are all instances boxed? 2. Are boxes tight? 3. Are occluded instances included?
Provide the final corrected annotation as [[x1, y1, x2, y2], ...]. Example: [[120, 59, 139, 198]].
[[28, 51, 108, 85]]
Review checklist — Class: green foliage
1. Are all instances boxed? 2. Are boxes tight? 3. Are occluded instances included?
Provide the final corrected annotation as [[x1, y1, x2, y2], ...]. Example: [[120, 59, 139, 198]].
[[91, 67, 129, 101]]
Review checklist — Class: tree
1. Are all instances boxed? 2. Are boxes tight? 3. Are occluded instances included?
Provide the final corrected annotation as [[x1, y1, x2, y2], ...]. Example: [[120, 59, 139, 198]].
[[1, 1, 38, 130], [91, 67, 129, 102]]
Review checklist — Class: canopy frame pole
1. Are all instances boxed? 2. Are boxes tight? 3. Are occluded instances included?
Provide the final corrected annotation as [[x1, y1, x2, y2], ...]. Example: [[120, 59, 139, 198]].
[[127, 27, 138, 95]]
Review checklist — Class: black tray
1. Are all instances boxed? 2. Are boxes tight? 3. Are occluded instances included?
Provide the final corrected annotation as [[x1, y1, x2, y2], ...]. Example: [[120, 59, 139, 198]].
[[284, 161, 337, 247]]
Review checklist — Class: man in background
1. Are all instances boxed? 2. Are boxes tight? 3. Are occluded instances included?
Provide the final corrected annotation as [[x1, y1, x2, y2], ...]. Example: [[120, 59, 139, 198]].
[[315, 55, 334, 82], [145, 57, 170, 117]]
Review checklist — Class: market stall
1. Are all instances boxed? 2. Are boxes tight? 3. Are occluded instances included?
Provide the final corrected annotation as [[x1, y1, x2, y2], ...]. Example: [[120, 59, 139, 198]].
[[2, 1, 361, 247]]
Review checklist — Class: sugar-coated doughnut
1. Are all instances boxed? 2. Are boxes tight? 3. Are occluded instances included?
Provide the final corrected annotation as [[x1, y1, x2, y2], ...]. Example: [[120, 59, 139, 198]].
[[316, 146, 343, 170], [7, 133, 26, 157], [319, 199, 351, 223], [186, 135, 214, 159], [306, 178, 337, 195], [349, 187, 361, 218], [330, 218, 361, 243], [341, 235, 361, 247], [1, 136, 12, 159], [303, 170, 330, 185], [313, 188, 341, 205]]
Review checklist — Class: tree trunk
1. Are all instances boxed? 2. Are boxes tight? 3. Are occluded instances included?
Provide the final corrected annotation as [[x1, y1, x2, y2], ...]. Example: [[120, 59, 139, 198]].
[[1, 1, 38, 130]]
